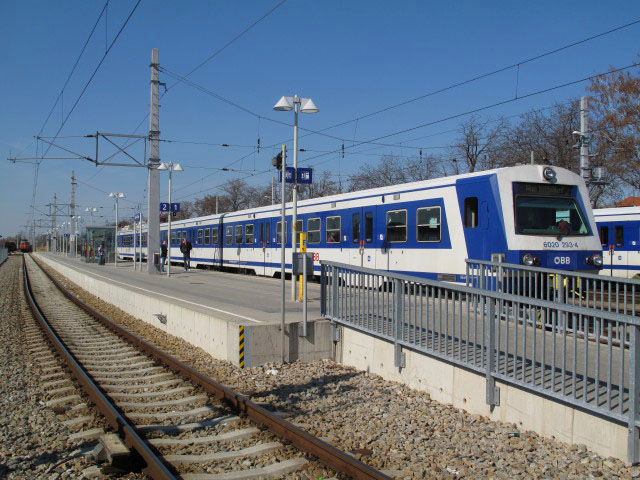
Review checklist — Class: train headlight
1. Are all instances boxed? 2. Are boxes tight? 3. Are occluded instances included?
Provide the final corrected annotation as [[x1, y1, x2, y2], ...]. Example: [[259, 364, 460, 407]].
[[522, 253, 535, 266], [543, 167, 556, 182], [591, 253, 603, 268]]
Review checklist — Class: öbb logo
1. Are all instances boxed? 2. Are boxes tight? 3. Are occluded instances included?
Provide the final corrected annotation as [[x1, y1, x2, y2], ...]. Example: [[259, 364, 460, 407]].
[[554, 256, 571, 265]]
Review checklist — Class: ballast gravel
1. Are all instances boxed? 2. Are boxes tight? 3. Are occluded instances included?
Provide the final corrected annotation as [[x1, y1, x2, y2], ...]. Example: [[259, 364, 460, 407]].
[[0, 256, 144, 479], [17, 256, 640, 479]]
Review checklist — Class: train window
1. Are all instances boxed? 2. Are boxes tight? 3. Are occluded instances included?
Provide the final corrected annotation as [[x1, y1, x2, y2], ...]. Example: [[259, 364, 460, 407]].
[[599, 226, 608, 246], [464, 197, 478, 228], [295, 219, 303, 234], [386, 210, 407, 242], [417, 207, 441, 242], [326, 216, 341, 243], [515, 197, 588, 236], [197, 229, 203, 245], [171, 231, 177, 246], [212, 227, 219, 245], [308, 218, 321, 244], [352, 213, 360, 243], [235, 225, 243, 244], [204, 228, 210, 245], [225, 226, 233, 245], [365, 212, 373, 243], [142, 234, 147, 247], [265, 222, 270, 244], [616, 226, 624, 247], [277, 221, 287, 244], [246, 224, 254, 244]]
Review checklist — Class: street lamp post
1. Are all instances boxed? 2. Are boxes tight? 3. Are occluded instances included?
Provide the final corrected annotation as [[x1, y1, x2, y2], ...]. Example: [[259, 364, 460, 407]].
[[71, 215, 82, 258], [157, 162, 183, 277], [85, 207, 97, 226], [108, 192, 126, 267], [273, 95, 319, 300]]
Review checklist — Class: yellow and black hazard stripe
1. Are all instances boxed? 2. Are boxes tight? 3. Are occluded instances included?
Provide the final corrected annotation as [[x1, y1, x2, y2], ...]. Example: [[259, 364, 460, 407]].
[[239, 325, 245, 368]]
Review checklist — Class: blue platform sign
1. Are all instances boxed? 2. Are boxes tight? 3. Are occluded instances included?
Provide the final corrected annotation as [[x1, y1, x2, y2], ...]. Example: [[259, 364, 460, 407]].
[[160, 202, 180, 212], [134, 213, 141, 222], [278, 167, 296, 183], [279, 167, 313, 184], [297, 167, 313, 184]]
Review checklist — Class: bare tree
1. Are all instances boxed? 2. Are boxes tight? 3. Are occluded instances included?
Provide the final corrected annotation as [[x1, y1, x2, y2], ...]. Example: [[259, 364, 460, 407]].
[[588, 64, 640, 190], [450, 116, 507, 173], [348, 154, 443, 191], [493, 102, 580, 170]]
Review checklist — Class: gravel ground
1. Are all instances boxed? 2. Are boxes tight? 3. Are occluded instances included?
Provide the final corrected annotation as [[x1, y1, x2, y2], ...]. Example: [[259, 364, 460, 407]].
[[0, 256, 145, 479], [30, 257, 640, 479]]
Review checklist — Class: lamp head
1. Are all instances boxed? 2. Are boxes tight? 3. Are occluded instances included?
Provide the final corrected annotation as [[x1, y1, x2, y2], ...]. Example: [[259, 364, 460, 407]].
[[157, 163, 169, 171], [173, 163, 184, 172], [300, 98, 319, 113], [108, 192, 115, 198], [273, 96, 293, 111]]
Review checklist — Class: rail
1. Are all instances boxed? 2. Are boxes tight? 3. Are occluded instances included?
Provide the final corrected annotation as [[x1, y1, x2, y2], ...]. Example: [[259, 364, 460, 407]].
[[320, 260, 640, 463], [28, 255, 391, 480], [22, 256, 175, 479], [466, 259, 640, 345]]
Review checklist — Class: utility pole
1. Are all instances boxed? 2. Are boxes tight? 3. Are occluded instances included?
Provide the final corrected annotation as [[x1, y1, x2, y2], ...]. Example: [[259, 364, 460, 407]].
[[147, 48, 161, 274], [70, 170, 76, 257], [53, 193, 57, 252], [579, 96, 590, 180]]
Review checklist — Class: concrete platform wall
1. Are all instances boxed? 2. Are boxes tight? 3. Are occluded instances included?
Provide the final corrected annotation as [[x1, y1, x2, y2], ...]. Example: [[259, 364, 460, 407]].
[[338, 325, 628, 462], [36, 255, 333, 367]]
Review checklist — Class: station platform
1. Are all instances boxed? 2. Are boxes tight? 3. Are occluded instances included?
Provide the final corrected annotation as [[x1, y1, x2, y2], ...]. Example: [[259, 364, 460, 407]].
[[35, 253, 333, 367]]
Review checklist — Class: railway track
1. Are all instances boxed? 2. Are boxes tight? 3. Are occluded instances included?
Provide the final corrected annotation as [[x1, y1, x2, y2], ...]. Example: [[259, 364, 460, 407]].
[[23, 254, 391, 480]]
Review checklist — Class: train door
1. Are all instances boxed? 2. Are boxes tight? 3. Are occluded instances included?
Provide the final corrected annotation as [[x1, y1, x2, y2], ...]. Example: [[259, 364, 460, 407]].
[[605, 224, 635, 278], [456, 176, 507, 265], [628, 225, 640, 277], [350, 208, 376, 268]]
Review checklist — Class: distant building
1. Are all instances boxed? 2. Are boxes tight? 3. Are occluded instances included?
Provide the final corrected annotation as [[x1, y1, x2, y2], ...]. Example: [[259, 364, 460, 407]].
[[616, 197, 640, 207]]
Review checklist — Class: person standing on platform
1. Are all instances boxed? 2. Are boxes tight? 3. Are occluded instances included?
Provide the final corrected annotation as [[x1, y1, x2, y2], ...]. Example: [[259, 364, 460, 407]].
[[160, 240, 168, 273], [180, 237, 192, 272], [98, 243, 105, 265]]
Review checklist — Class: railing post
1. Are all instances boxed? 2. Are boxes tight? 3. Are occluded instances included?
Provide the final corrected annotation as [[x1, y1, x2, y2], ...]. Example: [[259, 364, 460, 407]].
[[320, 263, 326, 317], [629, 324, 640, 463], [486, 295, 500, 407], [331, 266, 339, 319], [393, 278, 406, 369]]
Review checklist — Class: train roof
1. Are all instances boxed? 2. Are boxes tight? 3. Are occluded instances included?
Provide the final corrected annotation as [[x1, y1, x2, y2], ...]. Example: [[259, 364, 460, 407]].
[[593, 206, 640, 219]]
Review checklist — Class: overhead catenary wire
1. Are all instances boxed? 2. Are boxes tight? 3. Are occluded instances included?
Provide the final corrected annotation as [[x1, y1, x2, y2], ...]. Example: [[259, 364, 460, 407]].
[[302, 62, 640, 168]]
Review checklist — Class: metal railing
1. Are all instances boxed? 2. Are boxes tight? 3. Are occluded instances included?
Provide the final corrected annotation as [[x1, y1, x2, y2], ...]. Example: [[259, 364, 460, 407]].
[[0, 248, 8, 266], [466, 260, 640, 346], [321, 260, 640, 463]]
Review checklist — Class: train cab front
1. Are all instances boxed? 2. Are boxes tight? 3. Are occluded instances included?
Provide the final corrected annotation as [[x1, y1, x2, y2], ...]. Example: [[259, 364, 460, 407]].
[[507, 167, 603, 275]]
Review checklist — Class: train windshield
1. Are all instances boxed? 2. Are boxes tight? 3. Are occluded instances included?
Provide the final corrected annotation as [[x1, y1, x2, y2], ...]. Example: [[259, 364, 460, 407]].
[[515, 195, 588, 236]]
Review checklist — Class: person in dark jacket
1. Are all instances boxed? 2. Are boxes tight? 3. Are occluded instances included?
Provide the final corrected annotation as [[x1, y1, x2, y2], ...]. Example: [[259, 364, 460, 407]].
[[160, 240, 168, 273], [98, 244, 105, 265], [180, 237, 192, 271]]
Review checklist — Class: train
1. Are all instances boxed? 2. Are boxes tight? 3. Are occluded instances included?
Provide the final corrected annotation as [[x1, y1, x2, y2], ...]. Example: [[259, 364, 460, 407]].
[[593, 206, 640, 278], [117, 164, 604, 281], [19, 240, 32, 253]]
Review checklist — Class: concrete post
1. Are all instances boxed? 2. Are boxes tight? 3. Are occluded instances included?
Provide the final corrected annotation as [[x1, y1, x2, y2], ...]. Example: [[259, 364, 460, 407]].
[[147, 48, 161, 274]]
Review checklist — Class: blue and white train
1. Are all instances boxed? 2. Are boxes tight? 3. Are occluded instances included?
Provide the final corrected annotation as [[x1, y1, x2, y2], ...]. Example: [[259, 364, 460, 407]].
[[594, 206, 640, 278], [117, 164, 604, 281]]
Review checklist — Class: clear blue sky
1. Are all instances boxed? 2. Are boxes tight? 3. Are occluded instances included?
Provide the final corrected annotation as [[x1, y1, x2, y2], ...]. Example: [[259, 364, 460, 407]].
[[2, 0, 639, 237]]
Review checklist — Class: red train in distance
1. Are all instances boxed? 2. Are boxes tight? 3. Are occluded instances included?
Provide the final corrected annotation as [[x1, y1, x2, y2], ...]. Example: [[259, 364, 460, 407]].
[[19, 240, 32, 253]]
